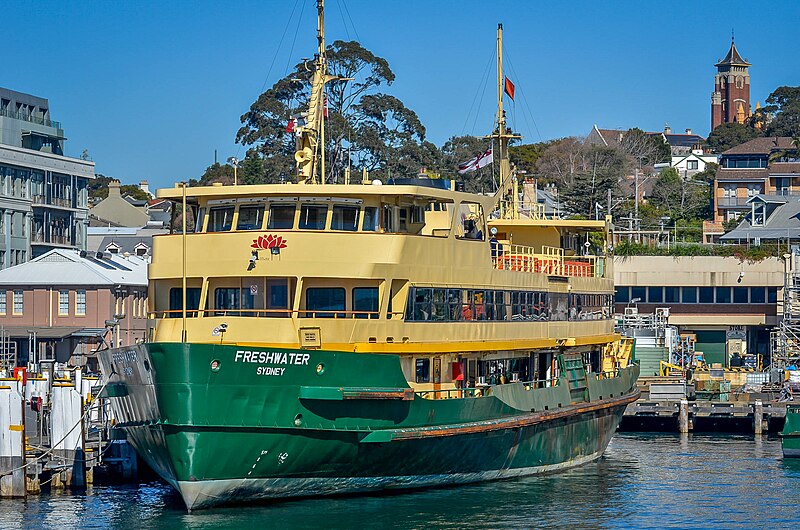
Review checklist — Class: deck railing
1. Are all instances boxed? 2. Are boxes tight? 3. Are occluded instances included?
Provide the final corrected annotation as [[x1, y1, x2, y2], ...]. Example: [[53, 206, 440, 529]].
[[492, 243, 602, 278], [415, 376, 562, 400], [149, 309, 405, 319]]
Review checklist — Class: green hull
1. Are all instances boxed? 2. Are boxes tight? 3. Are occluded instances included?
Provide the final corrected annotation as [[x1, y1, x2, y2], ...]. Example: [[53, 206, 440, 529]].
[[781, 404, 800, 458], [98, 343, 639, 510]]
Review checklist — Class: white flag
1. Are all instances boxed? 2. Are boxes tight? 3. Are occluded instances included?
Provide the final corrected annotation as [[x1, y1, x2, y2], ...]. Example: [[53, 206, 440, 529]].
[[458, 147, 493, 174]]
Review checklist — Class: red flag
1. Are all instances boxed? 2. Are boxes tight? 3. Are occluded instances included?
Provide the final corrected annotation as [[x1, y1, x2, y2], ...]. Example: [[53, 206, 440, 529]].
[[323, 95, 329, 118], [504, 77, 515, 101], [285, 118, 295, 133]]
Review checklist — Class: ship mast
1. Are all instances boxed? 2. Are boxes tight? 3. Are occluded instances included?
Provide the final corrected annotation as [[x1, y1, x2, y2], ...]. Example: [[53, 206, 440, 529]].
[[295, 0, 330, 184], [492, 23, 521, 218]]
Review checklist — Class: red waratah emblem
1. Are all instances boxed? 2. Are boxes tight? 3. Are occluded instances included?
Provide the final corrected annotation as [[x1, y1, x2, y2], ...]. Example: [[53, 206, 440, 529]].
[[251, 234, 288, 250]]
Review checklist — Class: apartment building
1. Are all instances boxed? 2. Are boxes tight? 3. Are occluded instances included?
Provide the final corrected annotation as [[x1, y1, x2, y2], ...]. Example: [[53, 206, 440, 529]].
[[0, 87, 94, 268]]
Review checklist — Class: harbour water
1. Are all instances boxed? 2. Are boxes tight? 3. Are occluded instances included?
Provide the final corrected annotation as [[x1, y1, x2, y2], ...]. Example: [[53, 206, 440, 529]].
[[2, 433, 799, 529]]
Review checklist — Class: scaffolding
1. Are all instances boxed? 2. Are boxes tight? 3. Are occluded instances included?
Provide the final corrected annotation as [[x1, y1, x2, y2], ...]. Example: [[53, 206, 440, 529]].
[[771, 254, 800, 370]]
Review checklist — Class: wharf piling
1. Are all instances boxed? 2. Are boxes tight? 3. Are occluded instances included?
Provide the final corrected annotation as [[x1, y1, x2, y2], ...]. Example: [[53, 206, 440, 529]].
[[620, 398, 786, 433], [0, 378, 25, 497], [0, 366, 143, 499]]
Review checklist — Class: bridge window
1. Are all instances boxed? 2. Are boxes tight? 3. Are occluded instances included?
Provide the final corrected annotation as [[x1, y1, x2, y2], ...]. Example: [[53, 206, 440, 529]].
[[332, 205, 359, 231], [237, 205, 264, 230], [208, 206, 234, 232], [299, 204, 328, 230], [362, 207, 378, 231], [267, 204, 295, 229]]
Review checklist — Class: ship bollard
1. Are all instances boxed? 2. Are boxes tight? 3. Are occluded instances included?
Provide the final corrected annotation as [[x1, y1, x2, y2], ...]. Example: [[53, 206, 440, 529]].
[[679, 399, 690, 433], [754, 400, 764, 435], [0, 377, 26, 497]]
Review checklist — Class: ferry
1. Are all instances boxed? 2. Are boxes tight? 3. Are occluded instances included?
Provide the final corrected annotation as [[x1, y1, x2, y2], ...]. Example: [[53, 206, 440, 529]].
[[97, 1, 639, 510], [781, 404, 800, 457]]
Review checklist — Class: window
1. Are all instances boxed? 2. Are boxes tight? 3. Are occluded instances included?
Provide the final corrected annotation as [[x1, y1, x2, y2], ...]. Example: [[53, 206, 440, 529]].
[[415, 358, 431, 383], [615, 286, 630, 303], [13, 290, 23, 315], [362, 207, 378, 231], [381, 205, 395, 232], [687, 160, 699, 170], [236, 205, 264, 230], [76, 290, 86, 316], [306, 287, 345, 318], [267, 204, 296, 229], [59, 290, 69, 315], [768, 287, 778, 304], [353, 287, 379, 319], [168, 287, 201, 317], [751, 287, 765, 304], [331, 205, 359, 231], [647, 287, 663, 303], [215, 288, 241, 316], [208, 206, 234, 232], [715, 287, 731, 304], [681, 287, 697, 303], [398, 208, 409, 232], [630, 286, 646, 302], [299, 204, 328, 230], [267, 278, 290, 317], [699, 287, 714, 303], [0, 291, 5, 314], [665, 287, 680, 303], [733, 287, 748, 304]]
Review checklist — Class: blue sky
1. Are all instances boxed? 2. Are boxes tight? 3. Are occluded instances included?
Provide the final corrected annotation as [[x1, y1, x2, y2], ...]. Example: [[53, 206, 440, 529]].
[[6, 0, 800, 189]]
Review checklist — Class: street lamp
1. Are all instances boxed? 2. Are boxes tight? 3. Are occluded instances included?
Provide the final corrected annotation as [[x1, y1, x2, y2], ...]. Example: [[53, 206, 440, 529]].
[[227, 156, 239, 186]]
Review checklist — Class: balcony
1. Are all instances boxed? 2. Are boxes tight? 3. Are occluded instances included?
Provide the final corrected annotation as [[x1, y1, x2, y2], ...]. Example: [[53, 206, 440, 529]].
[[492, 244, 604, 278], [0, 107, 61, 129], [717, 197, 751, 207]]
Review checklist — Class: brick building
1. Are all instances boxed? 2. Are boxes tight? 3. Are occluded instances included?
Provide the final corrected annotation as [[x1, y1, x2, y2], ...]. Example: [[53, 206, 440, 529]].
[[0, 248, 147, 369], [711, 39, 751, 130], [713, 136, 799, 224]]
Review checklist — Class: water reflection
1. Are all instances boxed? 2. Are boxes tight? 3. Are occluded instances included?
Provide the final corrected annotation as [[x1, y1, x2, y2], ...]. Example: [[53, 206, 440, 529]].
[[1, 434, 798, 529]]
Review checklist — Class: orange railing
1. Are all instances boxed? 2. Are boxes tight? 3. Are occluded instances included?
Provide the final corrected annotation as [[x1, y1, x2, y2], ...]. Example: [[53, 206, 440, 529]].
[[493, 243, 601, 278]]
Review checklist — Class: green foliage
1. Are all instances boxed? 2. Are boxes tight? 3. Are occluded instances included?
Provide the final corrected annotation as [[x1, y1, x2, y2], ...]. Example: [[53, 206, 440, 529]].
[[88, 174, 114, 200], [195, 163, 235, 186], [561, 146, 628, 217], [509, 141, 557, 177], [707, 122, 758, 153], [722, 216, 741, 231], [441, 135, 495, 193], [613, 239, 782, 262], [237, 40, 432, 184], [120, 185, 151, 201], [649, 167, 711, 221], [88, 174, 151, 201], [619, 128, 670, 165], [757, 86, 800, 137]]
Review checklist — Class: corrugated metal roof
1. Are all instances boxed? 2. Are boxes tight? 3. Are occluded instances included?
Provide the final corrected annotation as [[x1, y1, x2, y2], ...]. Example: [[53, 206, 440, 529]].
[[0, 248, 147, 287]]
